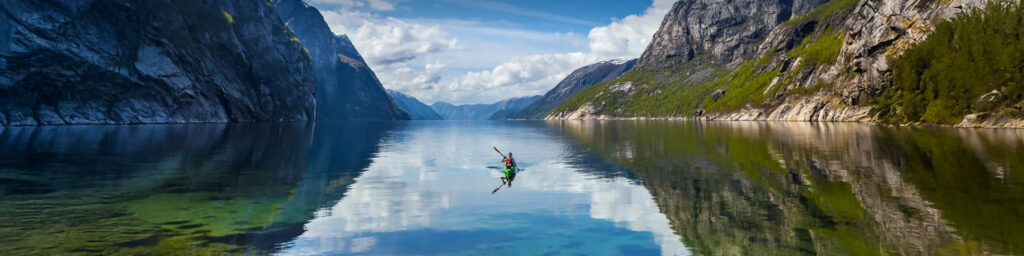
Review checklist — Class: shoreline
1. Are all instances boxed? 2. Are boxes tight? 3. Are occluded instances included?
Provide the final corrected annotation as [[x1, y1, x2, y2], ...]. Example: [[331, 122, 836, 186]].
[[543, 115, 1024, 129]]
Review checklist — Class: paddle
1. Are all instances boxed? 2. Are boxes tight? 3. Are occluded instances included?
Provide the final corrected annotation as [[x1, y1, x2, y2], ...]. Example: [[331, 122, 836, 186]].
[[491, 182, 504, 194], [493, 146, 506, 158]]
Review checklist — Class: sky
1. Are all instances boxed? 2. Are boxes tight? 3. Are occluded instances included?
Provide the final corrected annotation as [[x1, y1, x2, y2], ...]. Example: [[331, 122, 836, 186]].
[[308, 0, 676, 104]]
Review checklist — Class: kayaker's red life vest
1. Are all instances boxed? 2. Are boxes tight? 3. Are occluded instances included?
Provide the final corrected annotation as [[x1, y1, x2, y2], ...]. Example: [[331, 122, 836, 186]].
[[505, 157, 516, 167]]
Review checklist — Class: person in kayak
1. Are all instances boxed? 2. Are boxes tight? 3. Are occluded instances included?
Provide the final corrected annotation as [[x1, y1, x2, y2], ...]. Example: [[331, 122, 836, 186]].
[[501, 152, 517, 186]]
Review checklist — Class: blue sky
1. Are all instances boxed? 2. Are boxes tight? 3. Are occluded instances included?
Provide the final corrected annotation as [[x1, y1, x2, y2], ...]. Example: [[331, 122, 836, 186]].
[[308, 0, 675, 104]]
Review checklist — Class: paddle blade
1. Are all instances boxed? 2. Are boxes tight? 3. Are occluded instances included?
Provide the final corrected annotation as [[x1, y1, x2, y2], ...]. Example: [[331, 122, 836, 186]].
[[493, 146, 501, 154]]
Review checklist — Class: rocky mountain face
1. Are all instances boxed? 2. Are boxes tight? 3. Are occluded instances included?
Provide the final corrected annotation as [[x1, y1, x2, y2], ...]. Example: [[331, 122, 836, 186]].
[[0, 0, 316, 125], [273, 0, 409, 121], [431, 95, 541, 120], [550, 0, 1020, 127], [387, 90, 442, 120], [635, 0, 828, 71], [512, 59, 636, 120]]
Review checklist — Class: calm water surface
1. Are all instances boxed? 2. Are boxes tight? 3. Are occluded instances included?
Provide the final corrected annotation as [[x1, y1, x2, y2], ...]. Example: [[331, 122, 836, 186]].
[[0, 121, 1022, 255]]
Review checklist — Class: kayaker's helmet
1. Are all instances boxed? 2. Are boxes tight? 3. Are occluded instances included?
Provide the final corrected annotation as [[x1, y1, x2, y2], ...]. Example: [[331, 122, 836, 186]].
[[508, 152, 513, 157]]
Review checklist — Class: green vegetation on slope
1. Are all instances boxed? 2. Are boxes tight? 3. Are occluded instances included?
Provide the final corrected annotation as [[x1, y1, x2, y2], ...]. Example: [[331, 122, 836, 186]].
[[223, 11, 235, 24], [701, 54, 781, 112], [873, 3, 1024, 124], [790, 29, 845, 67], [781, 0, 859, 27], [553, 61, 726, 117], [551, 0, 850, 118]]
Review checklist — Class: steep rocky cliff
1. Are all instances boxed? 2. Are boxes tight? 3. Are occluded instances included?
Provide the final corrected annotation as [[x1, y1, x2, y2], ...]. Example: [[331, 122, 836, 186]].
[[550, 0, 1021, 127], [0, 0, 316, 125], [273, 0, 409, 121], [512, 59, 636, 120], [430, 95, 541, 120], [635, 0, 828, 71], [388, 90, 442, 120]]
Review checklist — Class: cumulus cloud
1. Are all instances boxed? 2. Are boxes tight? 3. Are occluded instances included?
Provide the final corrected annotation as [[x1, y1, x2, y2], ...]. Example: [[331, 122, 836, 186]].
[[366, 0, 395, 11], [377, 61, 445, 92], [588, 0, 676, 59], [437, 52, 602, 102], [312, 0, 673, 104], [442, 0, 599, 27], [418, 0, 676, 103], [320, 10, 458, 66]]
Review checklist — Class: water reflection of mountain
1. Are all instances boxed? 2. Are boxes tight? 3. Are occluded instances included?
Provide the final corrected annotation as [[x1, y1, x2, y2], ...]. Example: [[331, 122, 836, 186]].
[[0, 122, 399, 254], [551, 120, 1024, 255]]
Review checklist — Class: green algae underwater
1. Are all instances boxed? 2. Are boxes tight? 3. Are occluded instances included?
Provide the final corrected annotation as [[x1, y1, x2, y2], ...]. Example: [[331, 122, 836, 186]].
[[1, 121, 1023, 255]]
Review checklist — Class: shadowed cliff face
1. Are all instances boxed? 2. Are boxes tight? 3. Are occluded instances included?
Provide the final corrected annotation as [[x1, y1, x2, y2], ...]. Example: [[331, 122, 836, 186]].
[[273, 0, 409, 121], [0, 122, 400, 254], [0, 0, 316, 125], [552, 120, 1024, 255]]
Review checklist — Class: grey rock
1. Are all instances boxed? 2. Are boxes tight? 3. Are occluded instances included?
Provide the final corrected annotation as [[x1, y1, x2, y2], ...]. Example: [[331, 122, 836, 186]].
[[979, 90, 1002, 103], [711, 89, 728, 101], [0, 0, 317, 125], [274, 0, 409, 120], [635, 0, 829, 71], [512, 59, 636, 119], [552, 0, 1024, 128]]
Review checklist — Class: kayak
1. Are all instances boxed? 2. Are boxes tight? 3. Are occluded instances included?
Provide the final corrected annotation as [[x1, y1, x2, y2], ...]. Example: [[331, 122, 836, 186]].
[[503, 166, 516, 180]]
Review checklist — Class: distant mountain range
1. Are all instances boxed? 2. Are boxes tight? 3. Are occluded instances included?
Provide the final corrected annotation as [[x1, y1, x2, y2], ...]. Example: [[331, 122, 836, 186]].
[[430, 96, 542, 120], [512, 59, 636, 119], [388, 90, 443, 120]]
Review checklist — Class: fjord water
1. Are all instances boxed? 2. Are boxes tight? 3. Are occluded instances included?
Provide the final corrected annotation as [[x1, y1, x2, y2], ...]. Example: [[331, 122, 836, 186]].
[[0, 121, 1021, 255]]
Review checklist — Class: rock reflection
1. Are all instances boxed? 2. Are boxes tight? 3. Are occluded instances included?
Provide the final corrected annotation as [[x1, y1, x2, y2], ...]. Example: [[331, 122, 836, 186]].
[[551, 120, 1024, 255], [0, 122, 399, 254]]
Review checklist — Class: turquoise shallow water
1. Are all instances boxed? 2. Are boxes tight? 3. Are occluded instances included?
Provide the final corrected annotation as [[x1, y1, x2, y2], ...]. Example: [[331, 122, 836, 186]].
[[1, 121, 1023, 255]]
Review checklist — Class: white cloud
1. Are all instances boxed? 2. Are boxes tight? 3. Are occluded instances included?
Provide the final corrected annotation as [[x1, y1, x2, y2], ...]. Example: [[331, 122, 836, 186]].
[[308, 0, 364, 8], [320, 10, 458, 66], [377, 61, 445, 91], [588, 0, 676, 59], [442, 0, 600, 27], [309, 0, 397, 11], [433, 52, 602, 103], [366, 0, 395, 11], [313, 0, 673, 105]]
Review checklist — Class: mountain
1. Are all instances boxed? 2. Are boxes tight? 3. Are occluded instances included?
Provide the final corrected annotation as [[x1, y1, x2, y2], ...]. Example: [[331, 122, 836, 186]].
[[0, 0, 316, 125], [273, 0, 409, 121], [430, 96, 542, 120], [550, 0, 1023, 127], [511, 59, 636, 119], [388, 90, 442, 120]]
